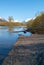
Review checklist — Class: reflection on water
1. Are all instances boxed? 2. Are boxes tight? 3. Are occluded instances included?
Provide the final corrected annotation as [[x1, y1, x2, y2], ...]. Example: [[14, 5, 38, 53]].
[[0, 31, 2, 36], [0, 26, 31, 65]]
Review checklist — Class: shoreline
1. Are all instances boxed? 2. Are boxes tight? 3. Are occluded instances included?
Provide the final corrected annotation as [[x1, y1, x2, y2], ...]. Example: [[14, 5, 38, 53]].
[[2, 34, 44, 65], [15, 34, 44, 46]]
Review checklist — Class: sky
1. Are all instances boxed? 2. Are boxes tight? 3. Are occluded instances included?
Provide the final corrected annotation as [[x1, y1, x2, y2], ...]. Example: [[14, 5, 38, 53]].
[[0, 0, 44, 22]]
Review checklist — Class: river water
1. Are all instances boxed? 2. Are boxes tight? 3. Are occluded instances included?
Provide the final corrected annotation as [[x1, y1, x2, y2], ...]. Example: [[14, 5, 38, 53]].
[[0, 26, 31, 65]]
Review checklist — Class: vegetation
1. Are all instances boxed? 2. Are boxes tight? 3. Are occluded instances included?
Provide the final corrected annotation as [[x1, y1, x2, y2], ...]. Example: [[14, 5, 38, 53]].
[[0, 13, 44, 34], [0, 16, 25, 26], [2, 43, 44, 65], [27, 12, 44, 34], [0, 22, 25, 26]]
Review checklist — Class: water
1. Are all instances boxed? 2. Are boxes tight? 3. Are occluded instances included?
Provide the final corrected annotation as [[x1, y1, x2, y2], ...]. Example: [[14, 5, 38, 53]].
[[0, 26, 31, 65]]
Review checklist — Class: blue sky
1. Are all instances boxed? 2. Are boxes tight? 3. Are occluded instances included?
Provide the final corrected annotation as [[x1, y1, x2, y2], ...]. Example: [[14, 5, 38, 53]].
[[0, 0, 44, 21]]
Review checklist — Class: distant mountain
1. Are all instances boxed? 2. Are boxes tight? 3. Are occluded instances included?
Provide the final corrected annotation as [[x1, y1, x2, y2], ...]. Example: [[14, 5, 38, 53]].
[[0, 17, 7, 22], [25, 18, 31, 22]]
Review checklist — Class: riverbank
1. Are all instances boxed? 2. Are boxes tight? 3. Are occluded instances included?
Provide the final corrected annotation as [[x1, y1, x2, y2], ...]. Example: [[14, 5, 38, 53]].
[[2, 34, 44, 65]]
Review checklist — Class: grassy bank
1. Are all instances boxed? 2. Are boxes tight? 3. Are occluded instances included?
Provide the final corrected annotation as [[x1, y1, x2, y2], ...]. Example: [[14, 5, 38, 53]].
[[27, 13, 44, 34], [2, 34, 44, 65]]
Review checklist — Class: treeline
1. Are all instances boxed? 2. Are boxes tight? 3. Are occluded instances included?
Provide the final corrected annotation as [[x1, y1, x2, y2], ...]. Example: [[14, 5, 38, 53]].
[[0, 22, 25, 26], [27, 12, 44, 34], [0, 16, 25, 26]]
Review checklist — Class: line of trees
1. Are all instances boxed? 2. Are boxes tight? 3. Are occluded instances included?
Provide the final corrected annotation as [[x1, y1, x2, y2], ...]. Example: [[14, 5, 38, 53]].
[[0, 16, 25, 26], [27, 12, 44, 34]]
